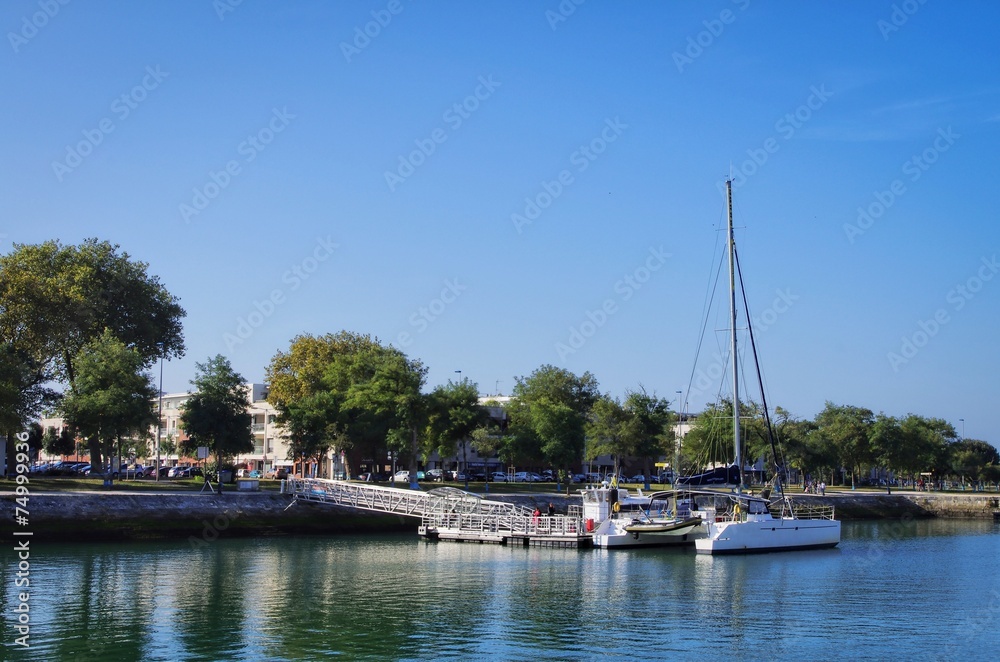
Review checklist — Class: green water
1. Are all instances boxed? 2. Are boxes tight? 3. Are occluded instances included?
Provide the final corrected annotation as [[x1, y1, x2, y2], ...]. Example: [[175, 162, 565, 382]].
[[4, 519, 999, 660]]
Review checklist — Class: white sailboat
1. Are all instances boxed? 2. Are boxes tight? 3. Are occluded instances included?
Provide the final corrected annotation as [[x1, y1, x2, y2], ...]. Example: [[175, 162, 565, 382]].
[[692, 179, 841, 555]]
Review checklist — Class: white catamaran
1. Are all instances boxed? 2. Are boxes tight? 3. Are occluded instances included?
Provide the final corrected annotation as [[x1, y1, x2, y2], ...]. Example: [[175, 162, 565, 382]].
[[692, 179, 841, 555]]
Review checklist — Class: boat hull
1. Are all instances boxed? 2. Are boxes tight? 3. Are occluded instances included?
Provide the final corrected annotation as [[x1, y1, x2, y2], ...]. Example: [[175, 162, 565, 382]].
[[593, 518, 703, 549], [695, 517, 841, 555]]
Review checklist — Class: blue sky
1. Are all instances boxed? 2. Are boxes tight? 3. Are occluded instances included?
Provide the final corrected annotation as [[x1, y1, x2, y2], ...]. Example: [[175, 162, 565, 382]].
[[3, 1, 998, 446]]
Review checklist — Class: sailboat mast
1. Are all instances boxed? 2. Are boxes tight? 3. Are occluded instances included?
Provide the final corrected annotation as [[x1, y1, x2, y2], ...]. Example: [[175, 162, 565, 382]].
[[726, 179, 742, 493]]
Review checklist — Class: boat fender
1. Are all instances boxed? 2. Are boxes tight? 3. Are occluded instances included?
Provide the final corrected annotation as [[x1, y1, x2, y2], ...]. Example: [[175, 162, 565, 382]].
[[612, 502, 620, 513]]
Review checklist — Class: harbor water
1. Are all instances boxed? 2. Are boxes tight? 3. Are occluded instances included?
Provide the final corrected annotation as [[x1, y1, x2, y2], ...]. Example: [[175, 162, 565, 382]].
[[4, 519, 999, 660]]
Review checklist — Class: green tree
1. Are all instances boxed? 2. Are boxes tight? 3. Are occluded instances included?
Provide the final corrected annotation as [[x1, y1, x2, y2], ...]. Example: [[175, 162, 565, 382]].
[[869, 413, 906, 482], [949, 439, 1000, 485], [508, 365, 599, 494], [900, 415, 953, 481], [0, 239, 185, 384], [43, 426, 76, 458], [0, 344, 58, 462], [267, 332, 396, 476], [682, 399, 739, 469], [585, 395, 629, 474], [622, 388, 674, 488], [346, 348, 427, 489], [59, 331, 157, 478], [812, 402, 874, 486], [425, 378, 487, 487], [772, 406, 818, 484], [180, 355, 253, 488]]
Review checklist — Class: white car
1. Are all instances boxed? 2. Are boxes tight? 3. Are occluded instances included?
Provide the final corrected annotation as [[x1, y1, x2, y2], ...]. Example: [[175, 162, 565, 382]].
[[490, 472, 509, 482], [392, 470, 410, 482], [513, 472, 540, 482]]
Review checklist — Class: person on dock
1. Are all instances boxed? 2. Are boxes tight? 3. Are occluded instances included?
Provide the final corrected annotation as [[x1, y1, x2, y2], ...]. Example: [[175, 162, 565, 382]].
[[547, 503, 555, 517], [532, 507, 540, 529]]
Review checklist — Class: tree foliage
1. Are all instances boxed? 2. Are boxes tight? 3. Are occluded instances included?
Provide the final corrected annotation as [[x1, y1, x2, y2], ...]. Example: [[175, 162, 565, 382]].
[[59, 330, 157, 473], [43, 426, 76, 457], [179, 355, 253, 467], [0, 239, 185, 385], [266, 332, 430, 486], [508, 365, 598, 493], [0, 343, 58, 440]]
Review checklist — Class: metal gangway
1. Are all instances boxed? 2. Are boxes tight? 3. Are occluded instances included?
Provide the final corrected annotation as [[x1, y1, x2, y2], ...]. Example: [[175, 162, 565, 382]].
[[286, 477, 534, 519], [285, 477, 590, 547]]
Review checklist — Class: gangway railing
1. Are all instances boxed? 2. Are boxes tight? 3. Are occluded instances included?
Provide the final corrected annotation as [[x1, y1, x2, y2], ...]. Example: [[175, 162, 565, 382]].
[[421, 512, 583, 537], [286, 477, 534, 519]]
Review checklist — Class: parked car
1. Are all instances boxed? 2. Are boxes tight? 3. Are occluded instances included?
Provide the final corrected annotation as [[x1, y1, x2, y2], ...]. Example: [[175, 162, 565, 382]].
[[628, 474, 647, 483], [167, 465, 189, 478], [513, 471, 540, 483], [264, 467, 289, 479], [175, 466, 203, 478], [490, 471, 509, 483], [141, 466, 157, 477], [451, 471, 467, 482], [156, 466, 171, 478], [392, 470, 410, 482], [425, 469, 444, 481]]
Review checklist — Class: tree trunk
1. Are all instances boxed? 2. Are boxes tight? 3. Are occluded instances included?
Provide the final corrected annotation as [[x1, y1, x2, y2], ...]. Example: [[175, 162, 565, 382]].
[[408, 426, 419, 490], [88, 434, 102, 475]]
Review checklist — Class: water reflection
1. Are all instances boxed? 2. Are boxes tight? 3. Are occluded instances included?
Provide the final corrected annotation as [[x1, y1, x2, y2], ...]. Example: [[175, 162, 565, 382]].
[[3, 520, 998, 660]]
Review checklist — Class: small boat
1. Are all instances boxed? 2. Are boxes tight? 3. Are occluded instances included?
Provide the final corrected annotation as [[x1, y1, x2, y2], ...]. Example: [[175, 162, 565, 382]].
[[581, 485, 703, 548], [690, 179, 841, 555]]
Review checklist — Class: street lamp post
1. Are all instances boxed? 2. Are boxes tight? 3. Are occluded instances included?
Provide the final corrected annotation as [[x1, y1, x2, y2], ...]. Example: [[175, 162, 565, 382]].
[[155, 342, 164, 482]]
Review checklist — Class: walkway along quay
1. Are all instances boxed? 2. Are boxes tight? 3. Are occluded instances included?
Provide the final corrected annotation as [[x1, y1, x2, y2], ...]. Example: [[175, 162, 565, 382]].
[[285, 477, 593, 547]]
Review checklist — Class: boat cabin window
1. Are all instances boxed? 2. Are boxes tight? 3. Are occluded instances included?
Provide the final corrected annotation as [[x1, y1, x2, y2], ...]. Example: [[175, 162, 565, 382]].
[[747, 499, 769, 515]]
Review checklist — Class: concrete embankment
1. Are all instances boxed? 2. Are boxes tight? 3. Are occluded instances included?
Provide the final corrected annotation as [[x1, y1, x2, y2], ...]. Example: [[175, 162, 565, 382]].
[[1, 489, 997, 542], [0, 491, 415, 542]]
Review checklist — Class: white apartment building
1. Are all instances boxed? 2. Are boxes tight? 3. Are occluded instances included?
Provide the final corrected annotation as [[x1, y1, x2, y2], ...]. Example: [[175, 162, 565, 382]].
[[38, 383, 296, 474]]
